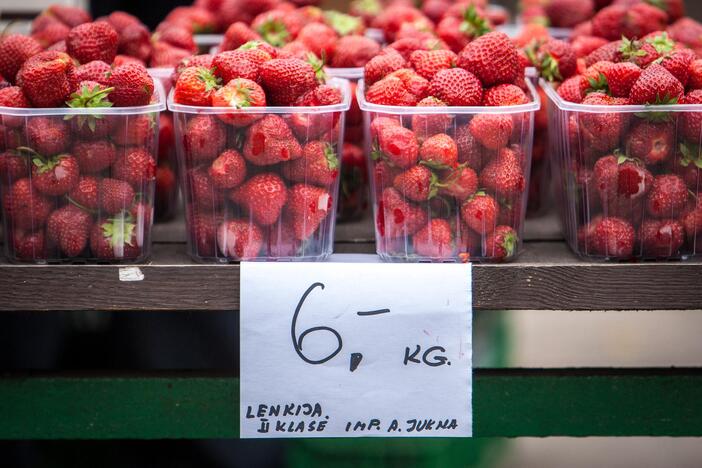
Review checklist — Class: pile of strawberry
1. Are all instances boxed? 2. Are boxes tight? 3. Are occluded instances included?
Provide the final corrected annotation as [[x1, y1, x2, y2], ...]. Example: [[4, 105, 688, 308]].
[[534, 32, 702, 259], [171, 42, 346, 260], [362, 31, 533, 261], [192, 0, 320, 32]]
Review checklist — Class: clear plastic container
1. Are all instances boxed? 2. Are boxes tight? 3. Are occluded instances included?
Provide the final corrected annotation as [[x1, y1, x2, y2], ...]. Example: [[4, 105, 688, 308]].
[[525, 67, 552, 217], [542, 79, 702, 261], [358, 78, 540, 263], [167, 78, 351, 262], [194, 34, 224, 53], [0, 81, 166, 264]]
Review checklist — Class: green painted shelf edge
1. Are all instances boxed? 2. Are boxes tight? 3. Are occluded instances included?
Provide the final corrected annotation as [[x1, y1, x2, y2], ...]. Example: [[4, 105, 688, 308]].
[[2, 369, 701, 439]]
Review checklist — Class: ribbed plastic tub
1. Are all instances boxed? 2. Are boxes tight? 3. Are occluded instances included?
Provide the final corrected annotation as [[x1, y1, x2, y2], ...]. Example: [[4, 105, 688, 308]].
[[168, 78, 351, 262], [542, 79, 702, 260], [358, 78, 540, 262]]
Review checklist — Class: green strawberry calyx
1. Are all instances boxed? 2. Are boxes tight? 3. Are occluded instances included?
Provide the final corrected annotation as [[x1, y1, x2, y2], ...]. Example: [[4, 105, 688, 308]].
[[619, 36, 647, 61], [460, 5, 491, 38], [197, 66, 222, 93], [64, 83, 115, 131], [466, 189, 487, 203], [257, 19, 290, 47], [101, 213, 136, 249], [613, 149, 638, 165], [500, 230, 518, 258], [31, 153, 69, 174], [644, 0, 667, 11], [646, 32, 675, 56], [420, 159, 455, 171], [586, 73, 609, 95], [679, 143, 702, 169], [239, 40, 265, 51], [427, 170, 441, 199], [350, 0, 381, 16], [306, 52, 328, 83], [324, 10, 362, 36], [323, 144, 340, 171]]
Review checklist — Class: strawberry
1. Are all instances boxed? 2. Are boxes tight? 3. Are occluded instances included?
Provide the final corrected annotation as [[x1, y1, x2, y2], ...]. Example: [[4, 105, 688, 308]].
[[283, 141, 339, 186], [118, 23, 152, 63], [529, 39, 577, 82], [0, 150, 29, 181], [409, 49, 456, 81], [435, 6, 491, 53], [45, 4, 91, 28], [184, 115, 227, 162], [112, 147, 156, 187], [483, 84, 528, 106], [387, 37, 442, 61], [112, 115, 154, 147], [0, 35, 43, 86], [286, 183, 332, 240], [366, 75, 419, 106], [31, 153, 79, 196], [26, 117, 70, 156], [0, 86, 30, 124], [364, 49, 407, 85], [230, 173, 288, 226], [469, 114, 513, 150], [17, 51, 75, 108], [68, 175, 99, 210], [290, 85, 343, 138], [688, 59, 702, 90], [591, 216, 635, 258], [411, 96, 452, 141], [599, 62, 640, 99], [155, 25, 197, 53], [31, 21, 70, 48], [217, 219, 264, 259], [545, 0, 594, 28], [393, 165, 438, 201], [629, 63, 683, 106], [189, 167, 224, 209], [3, 178, 52, 229], [638, 218, 685, 257], [188, 209, 221, 257], [331, 35, 381, 68], [67, 21, 119, 64], [297, 22, 338, 61], [626, 121, 673, 165], [591, 4, 667, 41], [659, 49, 695, 88], [211, 78, 266, 127], [243, 115, 303, 165], [106, 63, 154, 107], [47, 204, 92, 257], [681, 198, 702, 241], [593, 154, 653, 202], [376, 187, 427, 238], [74, 60, 111, 84], [428, 68, 482, 106], [479, 147, 525, 197], [210, 51, 259, 85], [370, 116, 400, 139], [677, 143, 702, 190], [386, 69, 429, 99], [237, 41, 277, 63], [99, 178, 135, 214], [376, 125, 419, 168], [571, 36, 609, 59], [221, 22, 261, 51], [438, 166, 478, 200], [90, 213, 141, 259], [209, 149, 247, 189], [259, 58, 317, 106], [11, 228, 47, 261], [646, 174, 688, 218], [454, 124, 485, 170], [680, 90, 702, 141], [412, 219, 454, 258], [484, 224, 518, 261], [72, 140, 117, 174], [149, 42, 192, 68], [556, 76, 588, 104], [461, 192, 498, 235], [578, 93, 628, 152], [419, 133, 458, 168], [457, 31, 519, 87]]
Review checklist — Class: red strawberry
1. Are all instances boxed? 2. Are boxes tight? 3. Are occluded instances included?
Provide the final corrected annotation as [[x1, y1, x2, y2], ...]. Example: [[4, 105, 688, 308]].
[[209, 149, 247, 189], [67, 21, 119, 64], [45, 4, 91, 28], [659, 48, 695, 88], [376, 125, 419, 168], [26, 117, 70, 156], [419, 133, 458, 168], [72, 140, 117, 173], [484, 224, 518, 261], [438, 166, 478, 200], [99, 178, 135, 214], [0, 35, 43, 85], [0, 86, 31, 128], [297, 22, 338, 61], [331, 35, 381, 68], [370, 116, 401, 139], [591, 4, 667, 41], [376, 187, 427, 238], [469, 115, 513, 150], [68, 176, 99, 210], [112, 147, 156, 187], [571, 36, 608, 58], [411, 96, 452, 141], [230, 173, 288, 226], [364, 49, 407, 85], [289, 85, 343, 139], [47, 204, 92, 257], [112, 115, 154, 147], [529, 39, 577, 81], [483, 84, 528, 106], [412, 219, 454, 258], [211, 51, 259, 85], [217, 219, 263, 259], [602, 62, 641, 98], [409, 49, 457, 81], [149, 42, 192, 68], [386, 68, 429, 99], [457, 31, 520, 87], [74, 60, 111, 84], [3, 178, 52, 229], [545, 0, 594, 28], [0, 150, 29, 181], [365, 75, 418, 106], [591, 216, 635, 258], [117, 23, 152, 63], [105, 63, 154, 107], [189, 167, 224, 209], [259, 58, 317, 106], [211, 78, 266, 127], [646, 174, 688, 218], [393, 165, 438, 202], [454, 123, 486, 170], [32, 21, 70, 48], [681, 198, 702, 241], [629, 63, 684, 105], [479, 147, 525, 197], [688, 59, 702, 90], [243, 115, 303, 166], [626, 121, 673, 165], [171, 55, 214, 87], [428, 68, 482, 106], [221, 22, 261, 51], [183, 115, 227, 162], [11, 228, 47, 261], [286, 183, 332, 240], [187, 208, 221, 257], [436, 6, 491, 53], [677, 143, 702, 190], [90, 213, 142, 259], [16, 51, 75, 108], [639, 218, 685, 257], [283, 141, 339, 186], [112, 55, 145, 68], [593, 154, 653, 202], [31, 154, 79, 196], [680, 90, 702, 141], [461, 191, 498, 235], [578, 93, 628, 152], [155, 26, 197, 53], [557, 75, 588, 104]]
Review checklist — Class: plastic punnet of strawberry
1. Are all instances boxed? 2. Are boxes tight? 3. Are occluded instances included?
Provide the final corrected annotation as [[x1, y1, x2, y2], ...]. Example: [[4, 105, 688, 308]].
[[167, 45, 351, 262], [538, 31, 702, 261], [357, 30, 541, 263]]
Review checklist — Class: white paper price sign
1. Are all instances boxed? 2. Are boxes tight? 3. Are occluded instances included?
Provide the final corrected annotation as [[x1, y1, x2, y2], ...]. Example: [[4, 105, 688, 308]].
[[240, 257, 472, 438]]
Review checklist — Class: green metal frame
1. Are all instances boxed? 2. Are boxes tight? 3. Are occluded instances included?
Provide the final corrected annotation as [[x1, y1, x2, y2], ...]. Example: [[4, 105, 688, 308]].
[[2, 369, 701, 439]]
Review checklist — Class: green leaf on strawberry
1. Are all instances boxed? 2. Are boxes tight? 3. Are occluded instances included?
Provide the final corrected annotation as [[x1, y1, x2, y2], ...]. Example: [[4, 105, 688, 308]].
[[679, 143, 702, 169], [460, 5, 491, 38], [101, 213, 136, 249], [324, 10, 362, 36], [646, 32, 675, 55], [586, 73, 609, 95], [257, 19, 289, 47]]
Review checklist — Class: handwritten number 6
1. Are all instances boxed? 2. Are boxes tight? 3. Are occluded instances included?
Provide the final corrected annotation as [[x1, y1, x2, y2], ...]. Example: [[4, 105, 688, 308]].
[[291, 282, 343, 365]]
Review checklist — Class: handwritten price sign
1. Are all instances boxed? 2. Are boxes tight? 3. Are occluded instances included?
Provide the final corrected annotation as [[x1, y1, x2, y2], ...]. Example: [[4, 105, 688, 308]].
[[240, 257, 472, 438]]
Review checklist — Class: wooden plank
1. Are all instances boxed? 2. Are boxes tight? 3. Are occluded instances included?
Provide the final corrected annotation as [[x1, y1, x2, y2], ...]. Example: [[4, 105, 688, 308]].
[[1, 368, 701, 439], [0, 241, 700, 311]]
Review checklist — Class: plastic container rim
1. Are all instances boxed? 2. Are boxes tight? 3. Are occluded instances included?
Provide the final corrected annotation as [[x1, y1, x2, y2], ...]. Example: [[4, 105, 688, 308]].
[[357, 76, 541, 115], [148, 67, 174, 80], [540, 78, 702, 113], [0, 79, 167, 117], [326, 67, 363, 80], [166, 77, 352, 114]]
